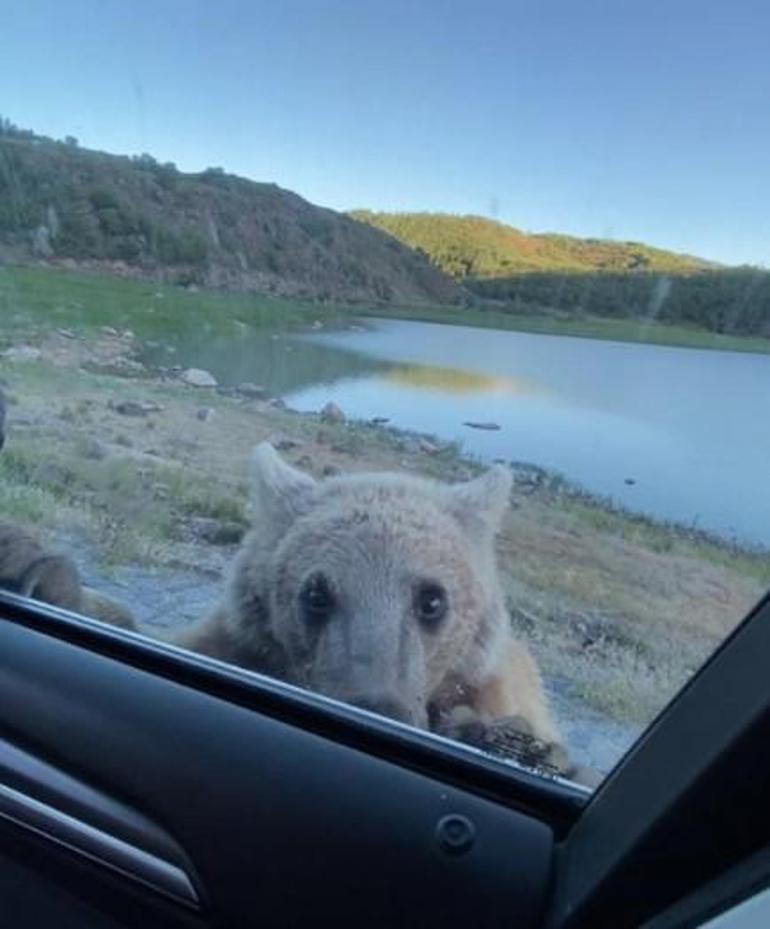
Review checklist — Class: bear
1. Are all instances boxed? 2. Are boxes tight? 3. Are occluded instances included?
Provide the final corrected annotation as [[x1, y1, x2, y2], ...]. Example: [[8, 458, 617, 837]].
[[0, 523, 137, 629], [172, 442, 589, 783]]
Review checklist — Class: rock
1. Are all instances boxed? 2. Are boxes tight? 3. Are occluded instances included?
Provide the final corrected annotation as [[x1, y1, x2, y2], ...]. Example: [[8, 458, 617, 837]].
[[100, 326, 119, 337], [236, 382, 269, 400], [186, 517, 244, 546], [320, 401, 345, 424], [418, 438, 442, 455], [181, 368, 217, 388], [268, 397, 287, 410], [57, 328, 76, 339], [196, 407, 215, 422], [295, 455, 314, 469], [274, 436, 303, 452], [311, 320, 323, 330], [331, 442, 357, 456], [78, 437, 109, 460], [3, 346, 42, 363], [322, 464, 341, 477], [81, 357, 147, 378], [110, 399, 163, 417], [371, 416, 390, 425], [463, 421, 501, 431]]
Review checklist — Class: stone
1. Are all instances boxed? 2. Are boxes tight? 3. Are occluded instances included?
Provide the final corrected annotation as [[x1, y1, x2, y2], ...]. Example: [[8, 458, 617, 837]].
[[274, 436, 303, 452], [322, 464, 341, 477], [187, 517, 244, 546], [418, 438, 441, 455], [180, 368, 218, 388], [3, 346, 42, 363], [111, 399, 163, 417], [463, 421, 501, 431], [236, 382, 269, 400], [78, 437, 109, 460], [196, 407, 215, 422], [81, 357, 146, 378], [320, 401, 345, 424]]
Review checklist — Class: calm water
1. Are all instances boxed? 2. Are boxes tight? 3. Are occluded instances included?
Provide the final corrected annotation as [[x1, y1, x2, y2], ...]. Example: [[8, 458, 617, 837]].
[[151, 318, 770, 546]]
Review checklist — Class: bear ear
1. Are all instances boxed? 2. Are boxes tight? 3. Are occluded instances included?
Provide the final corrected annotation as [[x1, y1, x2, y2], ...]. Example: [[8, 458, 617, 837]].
[[446, 465, 513, 539], [249, 442, 317, 531]]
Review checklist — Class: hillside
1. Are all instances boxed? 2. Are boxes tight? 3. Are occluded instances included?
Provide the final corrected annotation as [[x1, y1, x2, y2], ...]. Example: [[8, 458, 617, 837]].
[[351, 211, 770, 339], [0, 124, 459, 305], [349, 210, 714, 278]]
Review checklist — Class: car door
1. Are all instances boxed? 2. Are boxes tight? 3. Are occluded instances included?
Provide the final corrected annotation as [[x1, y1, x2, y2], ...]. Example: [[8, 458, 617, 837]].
[[1, 586, 769, 929]]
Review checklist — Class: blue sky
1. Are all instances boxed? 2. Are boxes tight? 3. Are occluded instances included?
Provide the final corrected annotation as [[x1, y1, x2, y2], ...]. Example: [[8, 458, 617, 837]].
[[2, 0, 769, 265]]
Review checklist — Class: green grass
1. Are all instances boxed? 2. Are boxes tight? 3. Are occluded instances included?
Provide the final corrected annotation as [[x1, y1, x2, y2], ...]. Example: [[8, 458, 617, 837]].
[[0, 428, 248, 564], [365, 304, 770, 355], [0, 264, 345, 345], [4, 263, 769, 356]]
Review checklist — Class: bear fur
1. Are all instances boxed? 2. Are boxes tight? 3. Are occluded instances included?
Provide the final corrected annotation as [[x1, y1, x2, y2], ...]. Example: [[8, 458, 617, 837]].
[[0, 522, 137, 629], [174, 442, 585, 780]]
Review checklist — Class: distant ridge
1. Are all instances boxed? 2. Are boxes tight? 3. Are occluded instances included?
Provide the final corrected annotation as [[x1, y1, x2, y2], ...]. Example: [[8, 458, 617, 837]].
[[348, 210, 717, 278]]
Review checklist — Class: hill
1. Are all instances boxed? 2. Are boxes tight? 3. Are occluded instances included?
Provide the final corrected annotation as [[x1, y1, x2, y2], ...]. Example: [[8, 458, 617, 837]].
[[348, 210, 714, 278], [0, 122, 459, 306], [351, 211, 770, 339]]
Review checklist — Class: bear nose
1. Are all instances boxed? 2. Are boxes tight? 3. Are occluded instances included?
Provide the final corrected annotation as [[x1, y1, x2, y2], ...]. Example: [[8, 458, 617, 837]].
[[350, 694, 413, 725]]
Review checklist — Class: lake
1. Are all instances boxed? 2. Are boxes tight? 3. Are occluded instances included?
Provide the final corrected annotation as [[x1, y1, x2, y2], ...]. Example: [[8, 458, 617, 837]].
[[151, 317, 770, 546]]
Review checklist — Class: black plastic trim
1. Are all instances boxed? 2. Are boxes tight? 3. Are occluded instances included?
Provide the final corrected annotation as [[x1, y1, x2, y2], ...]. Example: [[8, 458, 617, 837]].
[[0, 590, 587, 833]]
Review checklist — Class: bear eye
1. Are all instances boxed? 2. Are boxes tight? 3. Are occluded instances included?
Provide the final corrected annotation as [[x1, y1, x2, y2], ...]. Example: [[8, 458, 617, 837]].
[[299, 573, 335, 623], [414, 582, 448, 629]]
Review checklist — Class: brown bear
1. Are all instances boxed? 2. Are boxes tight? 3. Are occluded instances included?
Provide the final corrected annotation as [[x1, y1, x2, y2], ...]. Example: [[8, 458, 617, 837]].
[[0, 523, 137, 629], [173, 442, 591, 783]]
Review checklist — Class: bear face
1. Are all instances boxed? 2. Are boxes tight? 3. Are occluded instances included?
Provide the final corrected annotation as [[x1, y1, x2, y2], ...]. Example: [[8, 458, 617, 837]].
[[224, 444, 513, 729]]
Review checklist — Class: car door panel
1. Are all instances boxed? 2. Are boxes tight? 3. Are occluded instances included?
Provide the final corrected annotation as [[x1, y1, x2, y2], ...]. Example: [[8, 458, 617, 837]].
[[0, 593, 560, 928]]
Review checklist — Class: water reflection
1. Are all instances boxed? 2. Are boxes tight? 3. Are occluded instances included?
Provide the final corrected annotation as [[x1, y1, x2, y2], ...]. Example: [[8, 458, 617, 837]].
[[386, 364, 538, 396]]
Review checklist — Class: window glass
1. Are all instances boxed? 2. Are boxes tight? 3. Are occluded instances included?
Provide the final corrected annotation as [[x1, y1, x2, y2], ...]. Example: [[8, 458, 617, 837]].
[[1, 0, 767, 791]]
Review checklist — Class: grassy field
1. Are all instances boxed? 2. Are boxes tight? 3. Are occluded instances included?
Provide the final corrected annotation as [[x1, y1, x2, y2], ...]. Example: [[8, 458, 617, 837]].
[[367, 303, 770, 355], [4, 263, 770, 355], [0, 264, 342, 345]]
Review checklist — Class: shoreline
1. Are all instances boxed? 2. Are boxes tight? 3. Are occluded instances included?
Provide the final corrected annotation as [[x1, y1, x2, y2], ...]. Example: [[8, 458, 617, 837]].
[[360, 303, 770, 356]]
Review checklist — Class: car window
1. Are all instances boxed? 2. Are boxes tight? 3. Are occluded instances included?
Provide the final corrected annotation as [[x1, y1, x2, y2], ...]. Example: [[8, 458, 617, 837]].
[[1, 0, 767, 792]]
